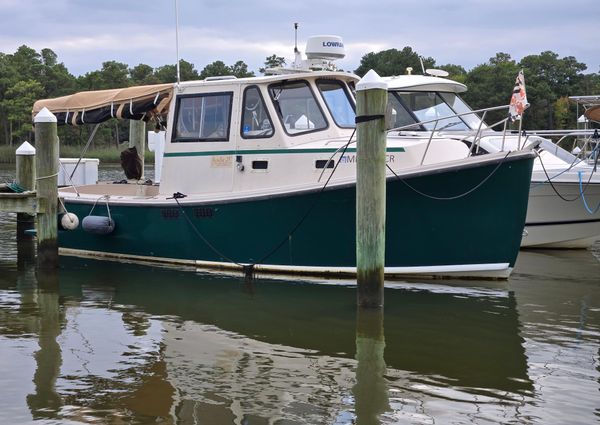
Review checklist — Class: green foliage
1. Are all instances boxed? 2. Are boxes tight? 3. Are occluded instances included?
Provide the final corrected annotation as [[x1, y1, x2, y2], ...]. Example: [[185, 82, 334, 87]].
[[554, 96, 570, 129], [155, 59, 199, 83], [354, 47, 435, 77], [199, 60, 254, 79], [0, 43, 598, 152], [259, 54, 286, 74], [463, 53, 519, 127]]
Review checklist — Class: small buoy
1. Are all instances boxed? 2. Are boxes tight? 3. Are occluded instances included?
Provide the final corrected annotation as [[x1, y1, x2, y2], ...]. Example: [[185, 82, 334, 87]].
[[82, 215, 115, 235], [60, 212, 79, 230]]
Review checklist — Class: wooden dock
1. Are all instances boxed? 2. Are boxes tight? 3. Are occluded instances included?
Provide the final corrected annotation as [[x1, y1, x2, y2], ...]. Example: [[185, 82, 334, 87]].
[[0, 107, 59, 268]]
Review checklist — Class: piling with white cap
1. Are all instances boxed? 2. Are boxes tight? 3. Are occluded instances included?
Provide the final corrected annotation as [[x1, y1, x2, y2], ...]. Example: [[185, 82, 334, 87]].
[[355, 70, 388, 308], [34, 107, 59, 269], [15, 141, 36, 240]]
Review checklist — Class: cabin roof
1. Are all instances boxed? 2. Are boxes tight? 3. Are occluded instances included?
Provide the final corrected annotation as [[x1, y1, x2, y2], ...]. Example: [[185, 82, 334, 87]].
[[383, 75, 467, 93], [31, 71, 359, 126]]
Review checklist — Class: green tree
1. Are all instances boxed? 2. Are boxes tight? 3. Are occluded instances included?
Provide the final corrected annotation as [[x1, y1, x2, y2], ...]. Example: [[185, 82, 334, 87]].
[[259, 54, 286, 74], [439, 64, 467, 84], [354, 47, 435, 77], [519, 51, 587, 129], [230, 60, 254, 78], [463, 53, 519, 128], [199, 60, 254, 79], [129, 63, 159, 85], [155, 59, 199, 83], [199, 60, 231, 79], [2, 79, 44, 145], [554, 96, 570, 129]]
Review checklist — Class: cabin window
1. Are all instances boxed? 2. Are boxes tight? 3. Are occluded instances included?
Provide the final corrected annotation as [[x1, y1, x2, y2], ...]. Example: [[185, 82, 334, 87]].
[[439, 92, 488, 130], [388, 93, 423, 130], [268, 80, 327, 135], [241, 86, 274, 138], [173, 92, 233, 142], [316, 79, 356, 128], [393, 91, 470, 131]]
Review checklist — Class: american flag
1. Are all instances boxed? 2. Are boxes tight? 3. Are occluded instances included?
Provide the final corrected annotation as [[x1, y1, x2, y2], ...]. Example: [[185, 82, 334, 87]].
[[508, 70, 530, 121]]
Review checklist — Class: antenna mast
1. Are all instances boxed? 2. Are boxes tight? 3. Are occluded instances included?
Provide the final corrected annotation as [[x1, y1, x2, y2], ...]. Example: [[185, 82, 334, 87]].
[[174, 0, 181, 85], [294, 23, 299, 54]]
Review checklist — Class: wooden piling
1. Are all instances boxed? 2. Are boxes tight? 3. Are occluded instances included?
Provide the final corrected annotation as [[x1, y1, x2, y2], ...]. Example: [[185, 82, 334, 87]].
[[129, 120, 146, 179], [15, 141, 36, 241], [34, 107, 59, 269], [355, 70, 388, 308]]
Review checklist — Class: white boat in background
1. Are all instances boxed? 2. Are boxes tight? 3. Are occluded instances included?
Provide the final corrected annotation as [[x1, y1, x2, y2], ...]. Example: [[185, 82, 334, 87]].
[[384, 74, 600, 248]]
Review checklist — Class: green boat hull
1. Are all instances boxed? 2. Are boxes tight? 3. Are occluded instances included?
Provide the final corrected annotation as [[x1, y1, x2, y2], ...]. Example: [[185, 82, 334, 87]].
[[59, 153, 533, 274]]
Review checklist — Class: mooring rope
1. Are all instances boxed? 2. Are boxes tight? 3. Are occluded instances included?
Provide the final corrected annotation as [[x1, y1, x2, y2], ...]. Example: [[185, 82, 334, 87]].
[[535, 150, 597, 202], [386, 151, 512, 201], [171, 128, 357, 278], [578, 171, 600, 214]]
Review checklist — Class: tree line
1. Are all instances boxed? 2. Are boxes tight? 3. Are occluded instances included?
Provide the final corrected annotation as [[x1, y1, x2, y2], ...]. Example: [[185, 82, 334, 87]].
[[0, 45, 598, 148]]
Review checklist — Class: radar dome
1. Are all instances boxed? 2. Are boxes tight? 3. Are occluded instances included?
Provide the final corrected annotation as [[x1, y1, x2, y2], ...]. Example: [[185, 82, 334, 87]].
[[305, 35, 345, 60]]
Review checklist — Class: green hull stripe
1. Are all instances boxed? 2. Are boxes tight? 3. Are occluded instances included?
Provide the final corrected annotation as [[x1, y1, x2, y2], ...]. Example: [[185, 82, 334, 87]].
[[164, 147, 405, 158]]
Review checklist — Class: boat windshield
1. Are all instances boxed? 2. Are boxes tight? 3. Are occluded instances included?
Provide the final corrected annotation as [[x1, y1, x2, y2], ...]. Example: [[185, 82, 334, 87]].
[[316, 79, 355, 128], [389, 91, 476, 131], [268, 80, 328, 135]]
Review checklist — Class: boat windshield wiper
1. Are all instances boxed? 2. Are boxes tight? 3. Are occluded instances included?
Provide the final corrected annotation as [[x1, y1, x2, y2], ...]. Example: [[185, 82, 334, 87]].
[[436, 121, 461, 131]]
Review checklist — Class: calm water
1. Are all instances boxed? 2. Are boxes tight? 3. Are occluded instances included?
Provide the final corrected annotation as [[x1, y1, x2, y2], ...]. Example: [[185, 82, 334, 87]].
[[1, 164, 600, 424]]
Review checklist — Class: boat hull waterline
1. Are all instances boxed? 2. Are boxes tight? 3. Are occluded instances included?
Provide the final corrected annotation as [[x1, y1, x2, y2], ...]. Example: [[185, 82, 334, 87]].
[[59, 152, 534, 279], [523, 177, 600, 248]]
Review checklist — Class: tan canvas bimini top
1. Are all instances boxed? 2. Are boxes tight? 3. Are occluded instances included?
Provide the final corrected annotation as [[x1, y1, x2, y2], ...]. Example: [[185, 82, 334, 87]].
[[32, 83, 174, 126]]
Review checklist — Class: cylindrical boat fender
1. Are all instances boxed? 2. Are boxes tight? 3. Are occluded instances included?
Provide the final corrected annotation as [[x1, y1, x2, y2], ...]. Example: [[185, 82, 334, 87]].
[[82, 215, 115, 235], [60, 212, 80, 230]]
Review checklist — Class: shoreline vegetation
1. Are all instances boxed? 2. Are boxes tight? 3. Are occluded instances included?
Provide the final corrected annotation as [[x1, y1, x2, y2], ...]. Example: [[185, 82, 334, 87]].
[[0, 144, 155, 164]]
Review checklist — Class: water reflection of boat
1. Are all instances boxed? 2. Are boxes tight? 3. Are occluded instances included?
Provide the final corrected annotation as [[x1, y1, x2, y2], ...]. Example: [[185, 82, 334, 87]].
[[12, 255, 531, 418]]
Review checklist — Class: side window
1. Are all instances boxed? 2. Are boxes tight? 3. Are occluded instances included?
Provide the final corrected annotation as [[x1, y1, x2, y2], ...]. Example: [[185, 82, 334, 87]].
[[241, 86, 274, 139], [173, 92, 233, 142], [388, 92, 422, 130], [317, 79, 355, 128], [269, 80, 327, 135]]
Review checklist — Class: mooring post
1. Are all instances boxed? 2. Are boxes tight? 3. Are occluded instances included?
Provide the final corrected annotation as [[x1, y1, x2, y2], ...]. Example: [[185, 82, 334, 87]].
[[34, 107, 59, 269], [15, 141, 36, 241], [129, 120, 146, 179], [355, 70, 388, 308]]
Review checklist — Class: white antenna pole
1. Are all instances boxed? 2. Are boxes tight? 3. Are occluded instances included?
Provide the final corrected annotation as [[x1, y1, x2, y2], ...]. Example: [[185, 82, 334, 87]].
[[174, 0, 181, 85], [294, 22, 299, 54], [419, 56, 426, 75]]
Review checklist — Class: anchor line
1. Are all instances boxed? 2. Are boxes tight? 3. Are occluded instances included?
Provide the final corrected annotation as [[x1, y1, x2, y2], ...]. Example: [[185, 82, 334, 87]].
[[530, 141, 597, 188], [171, 195, 246, 268], [536, 150, 597, 202], [578, 171, 600, 214], [386, 151, 511, 201], [255, 128, 357, 265]]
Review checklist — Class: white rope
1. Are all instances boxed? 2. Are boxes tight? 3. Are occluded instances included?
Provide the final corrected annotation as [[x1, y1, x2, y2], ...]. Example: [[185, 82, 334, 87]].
[[88, 195, 112, 222], [35, 172, 59, 180], [58, 160, 80, 197]]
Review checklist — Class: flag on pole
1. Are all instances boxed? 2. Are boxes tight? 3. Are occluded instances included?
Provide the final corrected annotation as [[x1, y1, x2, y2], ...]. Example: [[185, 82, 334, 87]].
[[508, 70, 529, 121]]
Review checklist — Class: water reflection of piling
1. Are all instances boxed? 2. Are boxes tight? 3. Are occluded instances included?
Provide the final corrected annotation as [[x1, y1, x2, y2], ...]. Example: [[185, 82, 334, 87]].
[[26, 270, 63, 419], [354, 307, 389, 425]]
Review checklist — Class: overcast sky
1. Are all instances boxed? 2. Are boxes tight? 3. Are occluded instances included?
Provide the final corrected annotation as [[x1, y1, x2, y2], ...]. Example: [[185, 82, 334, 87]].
[[0, 0, 597, 77]]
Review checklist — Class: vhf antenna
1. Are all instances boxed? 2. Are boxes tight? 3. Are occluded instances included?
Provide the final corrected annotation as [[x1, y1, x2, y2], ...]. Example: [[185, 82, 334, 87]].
[[294, 23, 299, 54], [174, 0, 181, 86]]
